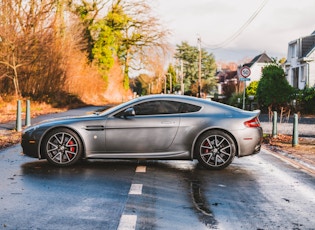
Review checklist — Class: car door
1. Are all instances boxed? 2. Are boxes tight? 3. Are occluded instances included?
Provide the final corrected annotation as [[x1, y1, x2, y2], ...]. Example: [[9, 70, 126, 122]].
[[104, 100, 180, 153]]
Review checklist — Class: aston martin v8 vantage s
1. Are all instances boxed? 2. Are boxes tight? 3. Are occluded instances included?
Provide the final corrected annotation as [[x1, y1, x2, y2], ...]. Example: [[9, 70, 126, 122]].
[[21, 94, 263, 169]]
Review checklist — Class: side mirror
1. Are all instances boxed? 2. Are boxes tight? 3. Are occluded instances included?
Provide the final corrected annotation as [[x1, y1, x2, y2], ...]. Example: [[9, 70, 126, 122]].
[[123, 107, 135, 118]]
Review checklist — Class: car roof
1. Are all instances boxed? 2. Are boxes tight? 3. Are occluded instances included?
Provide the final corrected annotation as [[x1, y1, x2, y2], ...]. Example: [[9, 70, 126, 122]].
[[134, 94, 259, 117], [130, 94, 213, 107], [101, 94, 258, 118]]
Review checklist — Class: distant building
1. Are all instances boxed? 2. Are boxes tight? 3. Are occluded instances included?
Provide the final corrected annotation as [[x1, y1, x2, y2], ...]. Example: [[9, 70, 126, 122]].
[[216, 66, 238, 95], [241, 52, 273, 82], [285, 31, 315, 89], [215, 53, 272, 96]]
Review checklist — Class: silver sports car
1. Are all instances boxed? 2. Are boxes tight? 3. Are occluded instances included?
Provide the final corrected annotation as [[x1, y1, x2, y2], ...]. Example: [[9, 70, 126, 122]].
[[21, 94, 263, 169]]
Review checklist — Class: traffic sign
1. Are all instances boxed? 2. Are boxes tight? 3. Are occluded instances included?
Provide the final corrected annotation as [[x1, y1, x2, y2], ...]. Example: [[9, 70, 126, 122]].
[[240, 77, 250, 81], [240, 66, 251, 78]]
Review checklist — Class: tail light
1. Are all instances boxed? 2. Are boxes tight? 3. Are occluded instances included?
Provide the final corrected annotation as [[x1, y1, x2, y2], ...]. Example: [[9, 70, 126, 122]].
[[244, 117, 260, 128]]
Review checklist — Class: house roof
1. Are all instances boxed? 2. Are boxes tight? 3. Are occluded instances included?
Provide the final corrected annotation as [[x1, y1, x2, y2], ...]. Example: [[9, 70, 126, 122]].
[[243, 53, 272, 67], [300, 33, 315, 57]]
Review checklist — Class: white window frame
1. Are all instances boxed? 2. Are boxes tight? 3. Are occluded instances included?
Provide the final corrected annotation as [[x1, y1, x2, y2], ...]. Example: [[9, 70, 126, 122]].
[[300, 65, 307, 82], [290, 42, 297, 58]]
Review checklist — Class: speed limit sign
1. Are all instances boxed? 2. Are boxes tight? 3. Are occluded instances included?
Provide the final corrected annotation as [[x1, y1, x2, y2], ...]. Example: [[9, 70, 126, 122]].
[[240, 66, 251, 78]]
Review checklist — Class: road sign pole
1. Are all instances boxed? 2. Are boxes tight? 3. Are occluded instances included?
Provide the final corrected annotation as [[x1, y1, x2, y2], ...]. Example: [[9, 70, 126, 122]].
[[242, 81, 246, 110], [240, 66, 251, 110]]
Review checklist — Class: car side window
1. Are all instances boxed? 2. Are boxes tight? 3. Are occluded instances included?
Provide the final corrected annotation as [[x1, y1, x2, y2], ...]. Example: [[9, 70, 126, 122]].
[[133, 101, 161, 115], [160, 101, 182, 114], [113, 101, 161, 117], [114, 100, 201, 117], [133, 100, 201, 115], [179, 102, 201, 113], [133, 101, 181, 115]]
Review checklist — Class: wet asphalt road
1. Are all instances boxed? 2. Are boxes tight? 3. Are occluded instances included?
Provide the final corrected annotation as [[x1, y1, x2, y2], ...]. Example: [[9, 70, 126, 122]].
[[1, 146, 315, 230], [1, 107, 315, 229]]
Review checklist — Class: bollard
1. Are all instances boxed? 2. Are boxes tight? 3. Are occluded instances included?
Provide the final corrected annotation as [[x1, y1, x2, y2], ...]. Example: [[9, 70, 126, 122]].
[[16, 100, 22, 132], [25, 100, 31, 127], [292, 113, 299, 147], [272, 111, 277, 138]]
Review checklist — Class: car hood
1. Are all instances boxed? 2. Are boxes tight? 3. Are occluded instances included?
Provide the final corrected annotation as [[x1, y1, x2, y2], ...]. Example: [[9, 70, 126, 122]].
[[23, 114, 103, 133]]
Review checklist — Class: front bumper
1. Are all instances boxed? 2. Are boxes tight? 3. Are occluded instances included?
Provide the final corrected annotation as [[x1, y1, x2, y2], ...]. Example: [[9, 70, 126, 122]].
[[21, 135, 40, 158]]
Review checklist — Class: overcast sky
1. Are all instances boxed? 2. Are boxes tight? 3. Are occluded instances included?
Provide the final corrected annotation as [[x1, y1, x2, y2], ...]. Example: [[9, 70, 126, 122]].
[[151, 0, 315, 63]]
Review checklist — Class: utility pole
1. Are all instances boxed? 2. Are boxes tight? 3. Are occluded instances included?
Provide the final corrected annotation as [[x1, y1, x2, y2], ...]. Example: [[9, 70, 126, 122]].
[[169, 73, 172, 94], [198, 36, 202, 98], [180, 60, 184, 95], [164, 74, 166, 94]]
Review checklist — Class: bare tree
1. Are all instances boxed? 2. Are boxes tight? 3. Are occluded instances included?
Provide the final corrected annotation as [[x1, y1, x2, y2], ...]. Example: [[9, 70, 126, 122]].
[[0, 0, 56, 97], [109, 0, 170, 89], [0, 0, 98, 101], [0, 0, 171, 103]]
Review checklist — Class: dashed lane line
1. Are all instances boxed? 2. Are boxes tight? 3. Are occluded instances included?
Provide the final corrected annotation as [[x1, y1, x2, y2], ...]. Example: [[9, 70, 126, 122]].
[[118, 166, 146, 230], [129, 184, 143, 195], [136, 165, 146, 173], [117, 215, 137, 230]]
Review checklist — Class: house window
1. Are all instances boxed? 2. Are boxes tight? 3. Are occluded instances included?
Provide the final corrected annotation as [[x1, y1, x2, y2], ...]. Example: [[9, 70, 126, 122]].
[[300, 65, 307, 82], [290, 43, 297, 58], [292, 68, 299, 88]]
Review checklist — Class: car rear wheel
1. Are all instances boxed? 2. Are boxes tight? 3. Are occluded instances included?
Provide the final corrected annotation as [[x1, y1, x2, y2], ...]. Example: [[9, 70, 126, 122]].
[[195, 130, 236, 170], [42, 128, 82, 167]]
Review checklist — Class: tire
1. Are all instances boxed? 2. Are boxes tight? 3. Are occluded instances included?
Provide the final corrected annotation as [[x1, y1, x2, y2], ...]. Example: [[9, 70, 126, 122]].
[[195, 130, 236, 170], [42, 128, 83, 167]]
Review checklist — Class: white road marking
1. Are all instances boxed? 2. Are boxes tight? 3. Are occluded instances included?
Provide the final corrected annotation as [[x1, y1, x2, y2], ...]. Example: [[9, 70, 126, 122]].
[[118, 166, 146, 229], [117, 214, 137, 230], [136, 165, 146, 172], [129, 184, 143, 195]]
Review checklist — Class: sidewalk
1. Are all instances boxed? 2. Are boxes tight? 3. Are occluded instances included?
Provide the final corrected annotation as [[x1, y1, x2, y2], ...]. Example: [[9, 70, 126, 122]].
[[259, 114, 315, 138], [259, 113, 315, 175]]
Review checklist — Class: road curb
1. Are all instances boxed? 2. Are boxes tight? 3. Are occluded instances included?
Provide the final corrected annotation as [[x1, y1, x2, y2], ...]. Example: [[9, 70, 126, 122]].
[[262, 147, 315, 176]]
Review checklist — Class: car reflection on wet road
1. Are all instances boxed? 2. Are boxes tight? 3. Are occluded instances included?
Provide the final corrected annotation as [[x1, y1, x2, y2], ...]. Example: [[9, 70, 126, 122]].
[[0, 145, 315, 229]]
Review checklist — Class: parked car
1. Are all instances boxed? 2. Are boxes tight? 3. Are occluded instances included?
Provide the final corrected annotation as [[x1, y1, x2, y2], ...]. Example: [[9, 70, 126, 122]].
[[21, 94, 263, 169]]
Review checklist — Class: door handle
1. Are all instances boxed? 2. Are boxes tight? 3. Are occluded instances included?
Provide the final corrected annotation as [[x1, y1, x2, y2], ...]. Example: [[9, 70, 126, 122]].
[[161, 121, 175, 124]]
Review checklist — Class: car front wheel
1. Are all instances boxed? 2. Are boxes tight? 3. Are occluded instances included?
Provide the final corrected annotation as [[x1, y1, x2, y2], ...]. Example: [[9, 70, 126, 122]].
[[195, 130, 236, 170], [42, 128, 82, 167]]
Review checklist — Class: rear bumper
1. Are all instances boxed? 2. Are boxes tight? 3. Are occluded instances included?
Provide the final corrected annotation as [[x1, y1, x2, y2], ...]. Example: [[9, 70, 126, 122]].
[[236, 127, 263, 157]]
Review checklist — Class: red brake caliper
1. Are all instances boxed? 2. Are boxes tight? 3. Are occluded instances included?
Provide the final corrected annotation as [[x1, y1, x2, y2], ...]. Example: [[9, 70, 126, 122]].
[[68, 140, 75, 158], [204, 141, 209, 153]]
